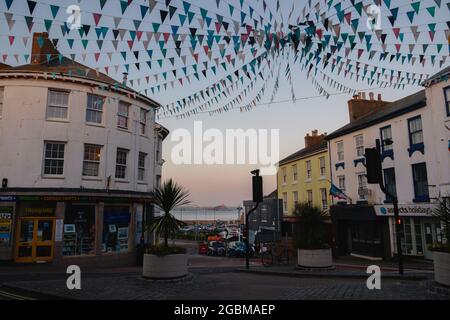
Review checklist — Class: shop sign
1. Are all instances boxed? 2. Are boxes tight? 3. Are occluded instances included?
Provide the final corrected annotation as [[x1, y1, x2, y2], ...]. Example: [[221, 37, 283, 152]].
[[23, 207, 54, 217], [0, 196, 16, 202], [15, 195, 151, 202], [0, 207, 13, 246], [374, 204, 435, 217]]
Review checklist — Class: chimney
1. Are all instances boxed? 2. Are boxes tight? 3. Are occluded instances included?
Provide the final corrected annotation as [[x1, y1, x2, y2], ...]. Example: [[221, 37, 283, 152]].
[[31, 32, 59, 65], [347, 92, 390, 123], [122, 72, 128, 87], [305, 130, 326, 148]]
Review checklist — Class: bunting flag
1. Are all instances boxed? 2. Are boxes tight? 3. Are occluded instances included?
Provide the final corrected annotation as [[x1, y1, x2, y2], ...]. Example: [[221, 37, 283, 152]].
[[0, 0, 448, 119]]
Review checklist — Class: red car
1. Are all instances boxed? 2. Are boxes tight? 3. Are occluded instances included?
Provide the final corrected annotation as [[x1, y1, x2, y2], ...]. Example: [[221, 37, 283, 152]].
[[198, 242, 208, 255]]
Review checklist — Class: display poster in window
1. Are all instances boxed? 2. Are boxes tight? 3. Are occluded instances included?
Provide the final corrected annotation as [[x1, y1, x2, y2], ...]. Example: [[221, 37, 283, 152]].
[[103, 207, 130, 253], [0, 207, 13, 246], [55, 219, 63, 242]]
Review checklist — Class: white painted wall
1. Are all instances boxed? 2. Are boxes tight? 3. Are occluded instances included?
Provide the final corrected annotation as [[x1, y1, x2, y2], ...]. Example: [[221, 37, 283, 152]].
[[0, 77, 161, 193], [425, 79, 450, 197], [328, 87, 449, 205]]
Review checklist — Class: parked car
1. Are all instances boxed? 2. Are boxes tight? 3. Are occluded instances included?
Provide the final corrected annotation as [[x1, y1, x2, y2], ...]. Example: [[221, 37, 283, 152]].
[[198, 242, 208, 255], [228, 242, 254, 258], [207, 241, 226, 256]]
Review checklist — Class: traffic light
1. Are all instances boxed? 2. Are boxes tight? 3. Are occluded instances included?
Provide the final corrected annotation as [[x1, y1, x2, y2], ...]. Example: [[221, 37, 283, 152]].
[[396, 217, 403, 227], [252, 174, 263, 203], [365, 148, 382, 184]]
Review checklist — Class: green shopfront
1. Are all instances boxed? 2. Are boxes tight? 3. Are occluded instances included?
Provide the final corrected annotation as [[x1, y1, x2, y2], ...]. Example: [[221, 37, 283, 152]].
[[0, 192, 152, 266]]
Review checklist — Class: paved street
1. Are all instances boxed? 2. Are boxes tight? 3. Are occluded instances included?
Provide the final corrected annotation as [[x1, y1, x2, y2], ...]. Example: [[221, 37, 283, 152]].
[[0, 269, 446, 300], [0, 241, 446, 300], [0, 249, 447, 300]]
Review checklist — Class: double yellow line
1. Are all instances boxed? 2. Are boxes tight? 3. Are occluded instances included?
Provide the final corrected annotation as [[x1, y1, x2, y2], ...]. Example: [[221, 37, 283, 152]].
[[0, 290, 35, 300]]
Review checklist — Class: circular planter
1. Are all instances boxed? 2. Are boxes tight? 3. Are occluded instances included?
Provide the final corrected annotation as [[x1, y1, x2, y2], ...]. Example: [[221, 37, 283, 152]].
[[433, 251, 450, 287], [297, 248, 333, 268], [142, 253, 188, 279]]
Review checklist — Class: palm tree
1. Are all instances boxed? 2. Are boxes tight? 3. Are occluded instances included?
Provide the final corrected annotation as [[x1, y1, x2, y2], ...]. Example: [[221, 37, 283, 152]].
[[293, 203, 329, 250], [149, 179, 191, 248]]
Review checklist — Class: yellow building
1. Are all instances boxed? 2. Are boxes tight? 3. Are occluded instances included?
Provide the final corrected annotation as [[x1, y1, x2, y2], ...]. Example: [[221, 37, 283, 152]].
[[277, 130, 331, 217]]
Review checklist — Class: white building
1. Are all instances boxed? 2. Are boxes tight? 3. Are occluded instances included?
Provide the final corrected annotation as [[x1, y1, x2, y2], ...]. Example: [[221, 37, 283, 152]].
[[326, 67, 450, 260], [0, 33, 168, 265]]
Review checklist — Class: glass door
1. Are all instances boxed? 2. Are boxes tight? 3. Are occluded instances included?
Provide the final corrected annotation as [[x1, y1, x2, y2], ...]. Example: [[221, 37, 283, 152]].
[[15, 218, 55, 263], [35, 219, 54, 261], [15, 218, 35, 263]]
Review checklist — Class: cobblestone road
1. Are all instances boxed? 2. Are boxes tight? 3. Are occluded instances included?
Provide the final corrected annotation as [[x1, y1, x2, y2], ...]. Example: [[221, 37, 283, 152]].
[[3, 271, 447, 300]]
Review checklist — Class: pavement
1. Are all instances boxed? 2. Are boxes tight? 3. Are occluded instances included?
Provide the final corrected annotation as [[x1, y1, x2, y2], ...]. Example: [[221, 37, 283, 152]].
[[0, 241, 447, 300]]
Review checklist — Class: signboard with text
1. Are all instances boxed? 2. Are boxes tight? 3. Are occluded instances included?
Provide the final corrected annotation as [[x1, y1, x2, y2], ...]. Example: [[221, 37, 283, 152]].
[[0, 207, 13, 246], [374, 204, 435, 217]]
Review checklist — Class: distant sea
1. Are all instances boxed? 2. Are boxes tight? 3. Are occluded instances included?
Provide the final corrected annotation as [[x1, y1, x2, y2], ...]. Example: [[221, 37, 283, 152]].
[[172, 208, 241, 222]]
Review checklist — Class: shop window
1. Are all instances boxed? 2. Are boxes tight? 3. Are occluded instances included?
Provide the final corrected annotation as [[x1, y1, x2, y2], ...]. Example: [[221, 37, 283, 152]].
[[0, 207, 13, 247], [63, 205, 95, 256], [86, 94, 104, 124], [102, 206, 130, 253], [47, 90, 69, 120]]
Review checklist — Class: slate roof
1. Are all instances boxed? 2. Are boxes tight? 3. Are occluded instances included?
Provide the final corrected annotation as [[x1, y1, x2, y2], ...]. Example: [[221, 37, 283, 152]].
[[0, 34, 160, 108], [326, 90, 426, 140], [422, 65, 450, 87], [279, 140, 328, 166]]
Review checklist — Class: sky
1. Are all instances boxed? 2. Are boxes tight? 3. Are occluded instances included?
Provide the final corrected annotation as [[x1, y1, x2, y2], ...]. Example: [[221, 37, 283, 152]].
[[0, 0, 448, 206]]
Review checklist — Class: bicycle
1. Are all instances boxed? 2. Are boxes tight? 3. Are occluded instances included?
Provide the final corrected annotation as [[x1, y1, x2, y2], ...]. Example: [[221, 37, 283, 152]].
[[260, 242, 290, 267]]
